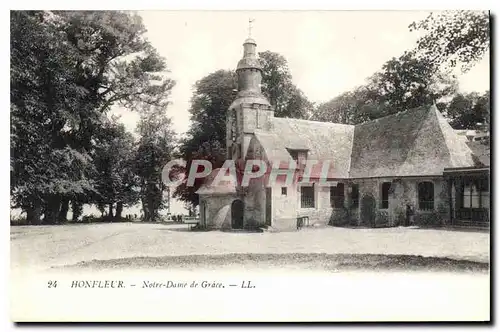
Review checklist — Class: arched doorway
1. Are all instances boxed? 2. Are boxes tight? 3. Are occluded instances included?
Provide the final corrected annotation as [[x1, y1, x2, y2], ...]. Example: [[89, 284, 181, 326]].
[[231, 199, 244, 229], [361, 194, 376, 227]]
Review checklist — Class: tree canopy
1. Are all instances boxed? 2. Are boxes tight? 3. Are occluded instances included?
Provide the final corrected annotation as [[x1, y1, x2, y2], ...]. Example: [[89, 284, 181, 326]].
[[11, 11, 175, 224], [134, 107, 176, 222], [313, 11, 489, 126], [444, 91, 490, 130], [259, 51, 314, 119], [409, 10, 490, 73], [312, 52, 458, 124]]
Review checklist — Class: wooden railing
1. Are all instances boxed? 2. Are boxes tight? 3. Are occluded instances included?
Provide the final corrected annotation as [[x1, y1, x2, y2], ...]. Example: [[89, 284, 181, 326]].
[[418, 201, 434, 211], [456, 208, 489, 222]]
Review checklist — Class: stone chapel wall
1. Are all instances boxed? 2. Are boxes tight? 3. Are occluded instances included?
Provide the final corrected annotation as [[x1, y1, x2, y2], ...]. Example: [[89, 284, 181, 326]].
[[353, 177, 450, 227]]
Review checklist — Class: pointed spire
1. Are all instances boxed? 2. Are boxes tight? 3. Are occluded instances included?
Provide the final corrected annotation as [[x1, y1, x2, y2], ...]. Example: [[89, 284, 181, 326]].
[[230, 24, 271, 108], [237, 23, 261, 71], [248, 18, 254, 38]]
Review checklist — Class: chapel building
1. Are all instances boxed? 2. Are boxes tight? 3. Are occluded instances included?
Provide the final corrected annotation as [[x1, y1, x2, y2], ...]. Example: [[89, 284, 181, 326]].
[[196, 36, 490, 231]]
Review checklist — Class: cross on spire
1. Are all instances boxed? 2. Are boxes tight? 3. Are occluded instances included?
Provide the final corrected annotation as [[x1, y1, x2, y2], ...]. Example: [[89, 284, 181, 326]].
[[248, 18, 255, 38]]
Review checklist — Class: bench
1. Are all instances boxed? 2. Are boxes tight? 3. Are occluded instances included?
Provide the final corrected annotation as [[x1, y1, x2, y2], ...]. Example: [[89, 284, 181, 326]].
[[184, 219, 199, 230]]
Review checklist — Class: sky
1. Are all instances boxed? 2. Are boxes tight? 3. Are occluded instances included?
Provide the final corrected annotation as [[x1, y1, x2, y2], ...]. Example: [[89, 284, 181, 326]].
[[108, 10, 490, 216], [112, 10, 490, 137]]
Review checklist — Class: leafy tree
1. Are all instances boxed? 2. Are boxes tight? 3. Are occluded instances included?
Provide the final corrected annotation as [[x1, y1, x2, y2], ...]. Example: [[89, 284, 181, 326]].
[[313, 53, 457, 124], [284, 85, 315, 119], [173, 70, 236, 206], [409, 10, 490, 73], [445, 91, 490, 130], [135, 107, 176, 222], [11, 11, 95, 224], [367, 53, 457, 115], [259, 51, 313, 119], [174, 139, 227, 206], [312, 91, 359, 124], [10, 11, 175, 224], [93, 118, 139, 221]]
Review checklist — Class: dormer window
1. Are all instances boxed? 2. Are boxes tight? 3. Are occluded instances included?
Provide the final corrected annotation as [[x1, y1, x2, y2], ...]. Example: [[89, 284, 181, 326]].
[[287, 149, 308, 169]]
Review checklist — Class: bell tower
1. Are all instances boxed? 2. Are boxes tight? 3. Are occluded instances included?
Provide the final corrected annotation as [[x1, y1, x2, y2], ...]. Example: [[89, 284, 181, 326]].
[[226, 21, 274, 160]]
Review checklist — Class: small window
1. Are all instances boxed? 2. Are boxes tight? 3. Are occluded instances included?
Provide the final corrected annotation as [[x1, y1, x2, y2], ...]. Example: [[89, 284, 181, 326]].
[[380, 182, 391, 209], [351, 184, 359, 208], [281, 187, 287, 196], [300, 185, 315, 208], [418, 182, 434, 210], [330, 183, 345, 208]]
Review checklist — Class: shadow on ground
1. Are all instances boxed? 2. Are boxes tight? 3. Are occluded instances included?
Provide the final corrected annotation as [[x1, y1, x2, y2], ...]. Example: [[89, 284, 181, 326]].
[[412, 226, 490, 234], [56, 253, 489, 273], [335, 225, 489, 234]]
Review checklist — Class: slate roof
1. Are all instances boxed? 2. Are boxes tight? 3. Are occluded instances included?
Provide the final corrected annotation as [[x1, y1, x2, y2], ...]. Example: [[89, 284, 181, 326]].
[[349, 105, 475, 177], [466, 141, 491, 167], [254, 118, 355, 178], [196, 168, 237, 195], [252, 105, 477, 179]]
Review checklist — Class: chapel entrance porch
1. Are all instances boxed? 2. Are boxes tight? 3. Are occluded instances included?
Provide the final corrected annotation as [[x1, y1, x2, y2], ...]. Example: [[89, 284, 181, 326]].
[[444, 167, 490, 228]]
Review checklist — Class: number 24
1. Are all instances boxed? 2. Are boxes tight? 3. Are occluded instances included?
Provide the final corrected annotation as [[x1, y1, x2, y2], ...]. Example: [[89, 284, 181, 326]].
[[48, 281, 58, 288]]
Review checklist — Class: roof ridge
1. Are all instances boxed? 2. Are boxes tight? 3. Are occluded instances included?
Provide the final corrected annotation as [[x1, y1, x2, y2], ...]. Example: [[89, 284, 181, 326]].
[[434, 106, 476, 167], [273, 117, 354, 127], [354, 105, 432, 127]]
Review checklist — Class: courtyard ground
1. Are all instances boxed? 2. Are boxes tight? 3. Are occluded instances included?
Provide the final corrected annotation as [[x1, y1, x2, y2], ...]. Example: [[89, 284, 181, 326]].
[[10, 222, 489, 271], [10, 222, 490, 321]]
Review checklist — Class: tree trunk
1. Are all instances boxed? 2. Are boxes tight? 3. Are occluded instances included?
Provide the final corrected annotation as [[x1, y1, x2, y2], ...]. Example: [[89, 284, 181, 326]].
[[141, 196, 149, 222], [59, 198, 70, 223], [25, 202, 42, 225], [108, 203, 114, 221], [148, 197, 154, 222], [71, 200, 83, 222], [43, 196, 61, 224], [115, 202, 123, 221]]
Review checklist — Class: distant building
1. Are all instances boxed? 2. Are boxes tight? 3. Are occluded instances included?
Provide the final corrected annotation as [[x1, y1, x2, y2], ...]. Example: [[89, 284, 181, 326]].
[[196, 36, 490, 230], [455, 128, 490, 143]]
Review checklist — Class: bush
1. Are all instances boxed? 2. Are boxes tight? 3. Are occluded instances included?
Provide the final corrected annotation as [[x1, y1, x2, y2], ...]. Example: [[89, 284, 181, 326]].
[[414, 212, 444, 227], [393, 206, 406, 227], [329, 208, 349, 226], [10, 217, 28, 226], [375, 210, 389, 227], [81, 214, 99, 223]]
